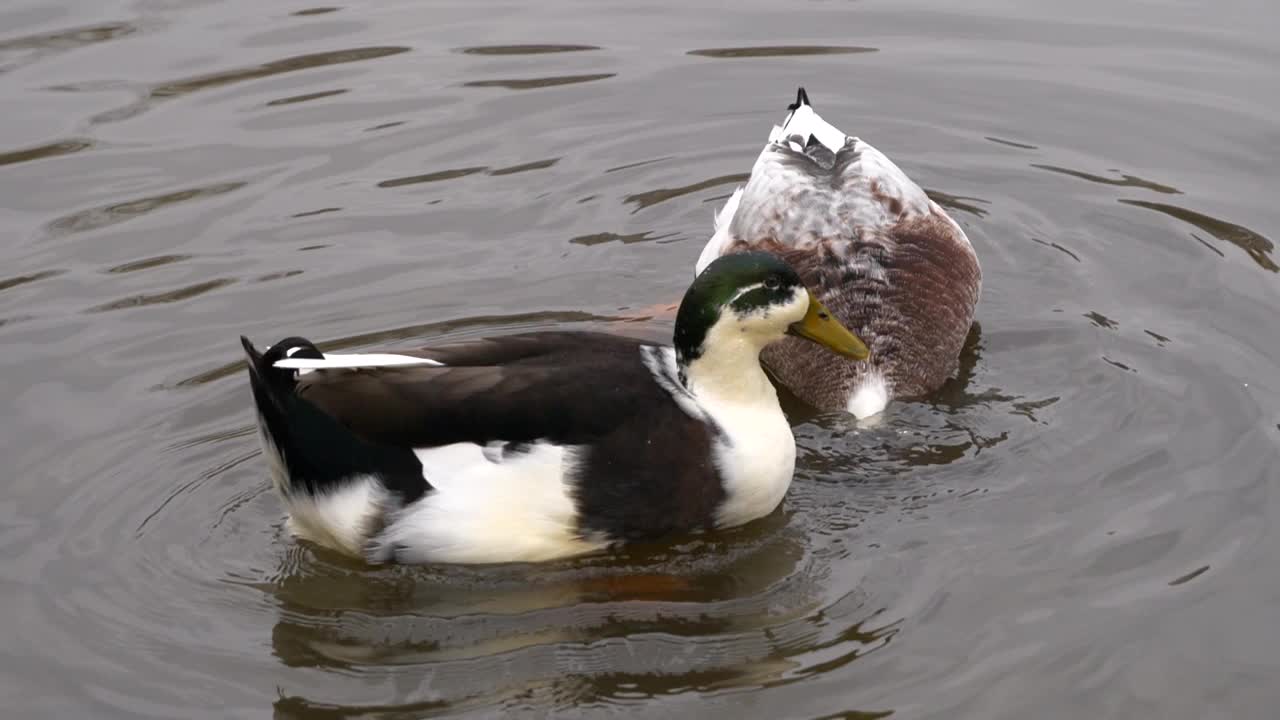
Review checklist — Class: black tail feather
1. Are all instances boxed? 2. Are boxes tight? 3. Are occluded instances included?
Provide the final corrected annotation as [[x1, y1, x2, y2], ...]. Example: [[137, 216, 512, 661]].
[[788, 86, 811, 111], [242, 335, 321, 391], [241, 335, 427, 503]]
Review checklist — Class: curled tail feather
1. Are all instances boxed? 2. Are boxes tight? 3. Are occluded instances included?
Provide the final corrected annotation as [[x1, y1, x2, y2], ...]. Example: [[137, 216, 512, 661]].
[[240, 335, 429, 559]]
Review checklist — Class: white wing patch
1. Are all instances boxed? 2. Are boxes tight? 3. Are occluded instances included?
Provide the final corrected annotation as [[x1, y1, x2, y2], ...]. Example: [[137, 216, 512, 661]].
[[273, 353, 444, 370]]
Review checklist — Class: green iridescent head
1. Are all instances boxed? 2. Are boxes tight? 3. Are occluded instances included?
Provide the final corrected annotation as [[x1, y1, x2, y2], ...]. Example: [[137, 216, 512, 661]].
[[673, 252, 869, 365]]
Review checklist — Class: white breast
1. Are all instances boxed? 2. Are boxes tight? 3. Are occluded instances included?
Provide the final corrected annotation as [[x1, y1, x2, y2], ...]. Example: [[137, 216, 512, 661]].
[[704, 398, 797, 529], [641, 344, 799, 530]]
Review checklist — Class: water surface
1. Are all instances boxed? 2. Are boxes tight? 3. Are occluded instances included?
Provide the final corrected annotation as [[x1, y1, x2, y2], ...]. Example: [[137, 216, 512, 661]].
[[2, 0, 1279, 717]]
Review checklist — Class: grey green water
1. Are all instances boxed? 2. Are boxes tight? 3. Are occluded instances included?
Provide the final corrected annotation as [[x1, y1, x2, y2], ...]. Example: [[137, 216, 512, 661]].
[[2, 0, 1278, 717]]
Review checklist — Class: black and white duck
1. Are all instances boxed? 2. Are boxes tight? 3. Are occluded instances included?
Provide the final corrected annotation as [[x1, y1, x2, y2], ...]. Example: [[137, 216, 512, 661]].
[[242, 252, 868, 564], [696, 88, 981, 418]]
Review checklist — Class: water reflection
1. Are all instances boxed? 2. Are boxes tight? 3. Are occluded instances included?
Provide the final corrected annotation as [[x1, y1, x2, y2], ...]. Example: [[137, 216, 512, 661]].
[[625, 173, 750, 212], [490, 158, 559, 176], [291, 208, 341, 218], [260, 515, 896, 715], [687, 46, 878, 58], [457, 44, 600, 55], [256, 270, 305, 283], [1084, 311, 1118, 330], [90, 46, 410, 124], [0, 22, 137, 73], [0, 139, 92, 167], [1120, 199, 1277, 272], [87, 278, 236, 313], [44, 181, 247, 237], [1101, 356, 1137, 373], [985, 136, 1039, 150], [925, 322, 1028, 414], [1032, 164, 1182, 194], [377, 159, 559, 188], [924, 189, 990, 218], [1190, 232, 1226, 258], [151, 47, 410, 99], [273, 695, 448, 719], [569, 231, 680, 246], [266, 89, 348, 106], [462, 73, 616, 90], [1030, 237, 1081, 262], [5, 0, 1279, 716], [377, 166, 487, 188], [104, 254, 192, 274], [1168, 565, 1211, 586], [0, 268, 64, 293]]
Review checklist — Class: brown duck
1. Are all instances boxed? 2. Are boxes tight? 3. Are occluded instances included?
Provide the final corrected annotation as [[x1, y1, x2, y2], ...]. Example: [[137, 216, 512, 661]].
[[696, 88, 982, 417]]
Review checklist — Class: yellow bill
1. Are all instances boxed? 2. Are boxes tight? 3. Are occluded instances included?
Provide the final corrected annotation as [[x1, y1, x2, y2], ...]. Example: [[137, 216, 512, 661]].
[[787, 291, 870, 360]]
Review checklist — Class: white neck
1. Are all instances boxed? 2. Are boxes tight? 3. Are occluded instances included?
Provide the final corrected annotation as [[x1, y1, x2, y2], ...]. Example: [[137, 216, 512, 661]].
[[682, 320, 779, 407], [675, 317, 796, 531]]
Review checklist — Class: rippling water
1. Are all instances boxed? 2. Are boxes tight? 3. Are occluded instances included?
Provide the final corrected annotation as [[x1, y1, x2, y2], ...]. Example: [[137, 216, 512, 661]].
[[2, 0, 1279, 717]]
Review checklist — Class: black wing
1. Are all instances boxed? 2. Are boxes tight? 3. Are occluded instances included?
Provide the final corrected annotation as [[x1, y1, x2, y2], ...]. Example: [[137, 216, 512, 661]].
[[295, 331, 674, 449]]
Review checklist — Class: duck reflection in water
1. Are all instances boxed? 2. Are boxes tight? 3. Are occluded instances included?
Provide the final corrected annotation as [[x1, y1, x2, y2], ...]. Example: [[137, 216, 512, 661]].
[[262, 511, 896, 717]]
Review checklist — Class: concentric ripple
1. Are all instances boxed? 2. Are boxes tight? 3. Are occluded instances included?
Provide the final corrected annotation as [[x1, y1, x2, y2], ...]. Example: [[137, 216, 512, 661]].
[[2, 0, 1279, 718]]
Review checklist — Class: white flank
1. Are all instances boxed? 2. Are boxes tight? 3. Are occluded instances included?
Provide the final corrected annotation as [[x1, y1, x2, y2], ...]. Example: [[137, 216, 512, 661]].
[[274, 353, 443, 370], [373, 442, 605, 564], [255, 406, 389, 558], [284, 476, 388, 558], [846, 372, 890, 420]]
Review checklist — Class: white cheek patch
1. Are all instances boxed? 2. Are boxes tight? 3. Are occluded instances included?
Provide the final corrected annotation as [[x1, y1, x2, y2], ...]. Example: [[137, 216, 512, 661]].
[[775, 288, 810, 326], [729, 287, 808, 331]]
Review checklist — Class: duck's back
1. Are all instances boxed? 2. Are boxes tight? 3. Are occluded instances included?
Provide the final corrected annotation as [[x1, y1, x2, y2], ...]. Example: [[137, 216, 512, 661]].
[[696, 90, 981, 417]]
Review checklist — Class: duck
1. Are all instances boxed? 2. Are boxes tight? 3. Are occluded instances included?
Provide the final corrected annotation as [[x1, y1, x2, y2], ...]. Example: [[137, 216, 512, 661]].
[[696, 88, 981, 418], [242, 252, 868, 565]]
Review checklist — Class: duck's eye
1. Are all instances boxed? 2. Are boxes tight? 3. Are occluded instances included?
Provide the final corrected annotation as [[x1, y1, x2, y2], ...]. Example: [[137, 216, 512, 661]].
[[764, 276, 781, 290]]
